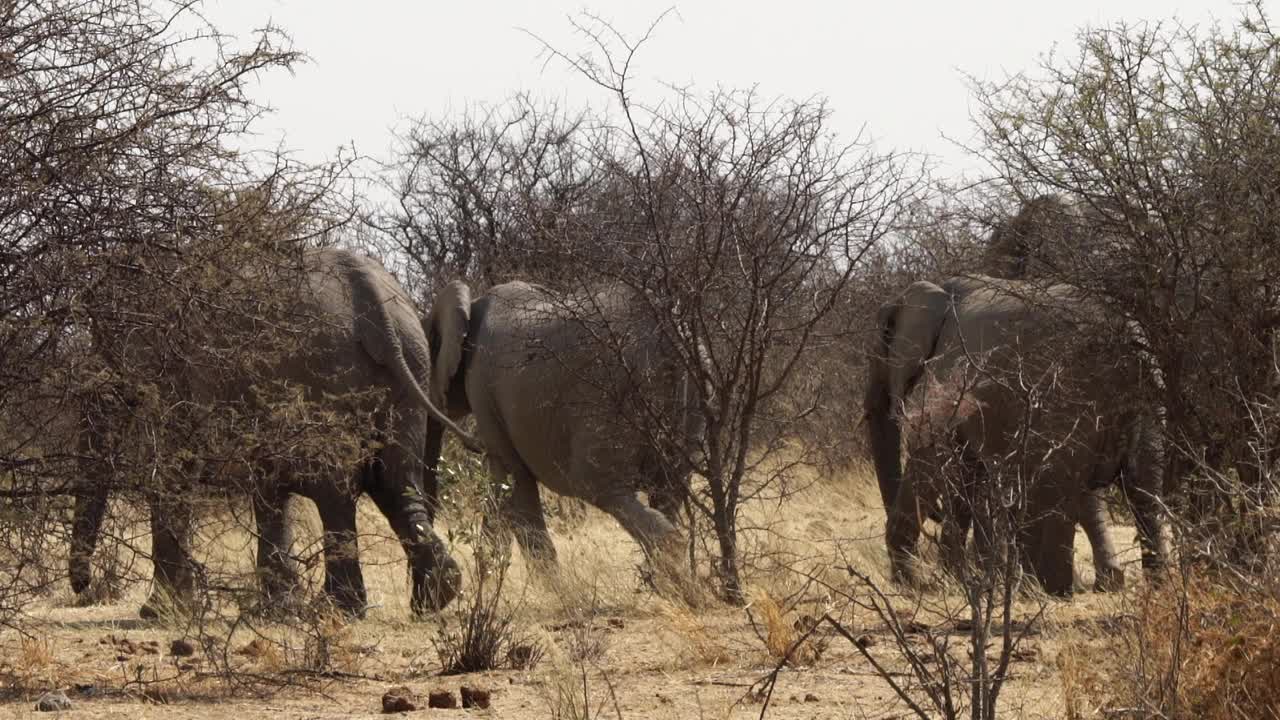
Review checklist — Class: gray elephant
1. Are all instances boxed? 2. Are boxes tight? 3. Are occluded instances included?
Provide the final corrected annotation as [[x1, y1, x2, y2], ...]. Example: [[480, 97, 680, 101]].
[[70, 247, 477, 618], [425, 279, 703, 582], [864, 274, 1168, 596]]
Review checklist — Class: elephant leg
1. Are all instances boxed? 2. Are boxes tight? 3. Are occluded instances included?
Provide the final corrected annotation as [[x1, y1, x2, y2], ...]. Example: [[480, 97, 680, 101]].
[[70, 413, 112, 597], [645, 468, 689, 528], [1077, 486, 1124, 592], [477, 458, 516, 571], [1123, 424, 1170, 579], [362, 439, 460, 616], [594, 488, 682, 561], [1029, 508, 1077, 598], [502, 465, 558, 573], [421, 419, 444, 525], [940, 491, 973, 579], [252, 484, 302, 608], [313, 487, 367, 617], [594, 488, 694, 601], [140, 495, 198, 620], [69, 483, 109, 596]]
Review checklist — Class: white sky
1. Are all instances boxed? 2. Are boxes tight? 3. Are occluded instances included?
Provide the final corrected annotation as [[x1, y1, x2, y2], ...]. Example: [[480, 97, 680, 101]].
[[198, 0, 1245, 180]]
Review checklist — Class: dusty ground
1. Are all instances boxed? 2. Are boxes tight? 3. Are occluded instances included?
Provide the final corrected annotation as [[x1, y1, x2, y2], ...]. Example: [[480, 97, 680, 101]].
[[0, 464, 1145, 719]]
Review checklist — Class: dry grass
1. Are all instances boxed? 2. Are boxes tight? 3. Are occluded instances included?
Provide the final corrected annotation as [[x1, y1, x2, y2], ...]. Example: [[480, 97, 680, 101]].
[[748, 589, 826, 667], [655, 599, 734, 669], [0, 460, 1171, 719], [1060, 570, 1280, 720]]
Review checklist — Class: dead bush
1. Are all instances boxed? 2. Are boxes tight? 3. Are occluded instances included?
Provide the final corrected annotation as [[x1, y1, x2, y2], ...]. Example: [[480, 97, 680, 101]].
[[433, 554, 542, 675], [1063, 570, 1280, 720]]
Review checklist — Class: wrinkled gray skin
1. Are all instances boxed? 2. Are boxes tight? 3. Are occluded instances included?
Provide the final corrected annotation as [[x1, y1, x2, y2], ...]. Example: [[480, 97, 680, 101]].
[[70, 248, 475, 618], [864, 274, 1169, 596], [426, 279, 703, 576]]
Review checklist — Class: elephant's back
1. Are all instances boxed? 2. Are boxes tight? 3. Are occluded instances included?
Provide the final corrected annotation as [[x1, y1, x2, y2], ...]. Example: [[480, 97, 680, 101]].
[[463, 285, 579, 488], [273, 247, 431, 407], [936, 278, 1134, 453], [466, 283, 653, 497]]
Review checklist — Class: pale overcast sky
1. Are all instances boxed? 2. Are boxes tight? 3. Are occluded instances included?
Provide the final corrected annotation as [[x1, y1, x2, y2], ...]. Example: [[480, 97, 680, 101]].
[[198, 0, 1245, 179]]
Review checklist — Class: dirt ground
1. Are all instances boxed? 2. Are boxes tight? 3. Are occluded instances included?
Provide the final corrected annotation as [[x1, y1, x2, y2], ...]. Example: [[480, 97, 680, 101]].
[[0, 464, 1144, 719]]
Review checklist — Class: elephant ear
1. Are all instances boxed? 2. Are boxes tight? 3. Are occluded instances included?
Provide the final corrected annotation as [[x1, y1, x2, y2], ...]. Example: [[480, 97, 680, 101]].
[[884, 281, 953, 401], [430, 280, 472, 407]]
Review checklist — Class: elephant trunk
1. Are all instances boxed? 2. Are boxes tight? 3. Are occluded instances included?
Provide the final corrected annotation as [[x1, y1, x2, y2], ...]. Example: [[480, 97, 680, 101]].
[[864, 374, 904, 517], [885, 472, 924, 587], [69, 483, 109, 595]]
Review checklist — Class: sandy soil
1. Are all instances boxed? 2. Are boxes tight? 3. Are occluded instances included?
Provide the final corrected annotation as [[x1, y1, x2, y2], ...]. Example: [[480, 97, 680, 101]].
[[0, 464, 1143, 719]]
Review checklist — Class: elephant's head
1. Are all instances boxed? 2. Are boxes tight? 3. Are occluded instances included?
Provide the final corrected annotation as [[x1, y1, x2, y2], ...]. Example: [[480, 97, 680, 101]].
[[864, 280, 954, 516], [426, 280, 473, 418]]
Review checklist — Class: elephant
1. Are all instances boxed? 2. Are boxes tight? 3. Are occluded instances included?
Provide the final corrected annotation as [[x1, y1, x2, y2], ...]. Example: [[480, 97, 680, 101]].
[[424, 278, 704, 586], [69, 247, 477, 618], [864, 274, 1169, 596]]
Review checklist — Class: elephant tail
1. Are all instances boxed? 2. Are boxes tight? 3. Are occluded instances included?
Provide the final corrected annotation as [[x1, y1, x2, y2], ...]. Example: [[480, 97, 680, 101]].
[[344, 261, 481, 453], [382, 337, 481, 454]]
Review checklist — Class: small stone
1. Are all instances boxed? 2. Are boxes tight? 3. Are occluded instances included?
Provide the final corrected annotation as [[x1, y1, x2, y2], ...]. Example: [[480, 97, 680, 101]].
[[427, 690, 457, 709], [804, 692, 819, 703], [169, 639, 195, 657], [35, 690, 72, 712], [381, 685, 418, 713], [460, 686, 490, 709]]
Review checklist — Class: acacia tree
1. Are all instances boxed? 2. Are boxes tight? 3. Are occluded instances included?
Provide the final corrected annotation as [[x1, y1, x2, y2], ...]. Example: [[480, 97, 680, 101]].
[[371, 95, 608, 296], [378, 16, 918, 602], [513, 16, 919, 602], [0, 0, 347, 622], [970, 1, 1280, 564]]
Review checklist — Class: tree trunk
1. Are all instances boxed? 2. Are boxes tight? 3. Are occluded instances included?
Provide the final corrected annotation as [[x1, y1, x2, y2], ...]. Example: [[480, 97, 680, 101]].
[[710, 490, 743, 605]]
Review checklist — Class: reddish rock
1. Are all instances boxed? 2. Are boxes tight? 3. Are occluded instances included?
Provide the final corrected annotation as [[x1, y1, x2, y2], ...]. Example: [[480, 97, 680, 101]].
[[460, 686, 491, 709], [381, 685, 418, 713], [428, 690, 457, 709]]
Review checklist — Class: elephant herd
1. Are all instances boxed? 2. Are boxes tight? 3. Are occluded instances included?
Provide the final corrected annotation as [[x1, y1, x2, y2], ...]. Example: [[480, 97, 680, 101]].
[[70, 248, 700, 618], [69, 239, 1170, 620]]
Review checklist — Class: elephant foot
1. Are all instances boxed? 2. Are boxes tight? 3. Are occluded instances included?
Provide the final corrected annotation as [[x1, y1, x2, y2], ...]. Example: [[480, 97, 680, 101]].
[[1093, 565, 1125, 593], [639, 552, 704, 609], [324, 584, 369, 620], [139, 587, 194, 622], [69, 561, 93, 597], [1045, 577, 1077, 600], [411, 558, 462, 617], [241, 584, 309, 623], [889, 549, 930, 592]]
